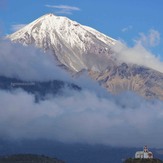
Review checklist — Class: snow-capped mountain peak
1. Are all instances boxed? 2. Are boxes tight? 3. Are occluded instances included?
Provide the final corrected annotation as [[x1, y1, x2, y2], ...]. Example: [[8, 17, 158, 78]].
[[7, 14, 163, 100], [9, 13, 116, 72]]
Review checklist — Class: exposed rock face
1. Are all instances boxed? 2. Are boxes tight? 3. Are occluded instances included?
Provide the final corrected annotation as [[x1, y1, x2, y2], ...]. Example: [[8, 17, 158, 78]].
[[89, 63, 163, 100], [8, 14, 163, 100]]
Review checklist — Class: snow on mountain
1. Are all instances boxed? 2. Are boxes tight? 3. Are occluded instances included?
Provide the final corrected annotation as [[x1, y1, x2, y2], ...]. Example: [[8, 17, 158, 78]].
[[8, 13, 116, 72], [8, 14, 163, 100]]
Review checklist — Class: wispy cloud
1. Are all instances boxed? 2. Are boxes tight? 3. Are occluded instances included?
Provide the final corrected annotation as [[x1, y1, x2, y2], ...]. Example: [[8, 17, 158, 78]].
[[113, 41, 163, 73], [45, 4, 80, 15], [135, 29, 160, 47], [113, 29, 163, 73], [121, 25, 133, 32], [11, 24, 26, 32]]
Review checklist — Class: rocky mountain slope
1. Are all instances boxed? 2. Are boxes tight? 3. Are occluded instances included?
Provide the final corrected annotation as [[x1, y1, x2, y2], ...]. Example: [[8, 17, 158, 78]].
[[8, 14, 163, 100], [89, 63, 163, 99]]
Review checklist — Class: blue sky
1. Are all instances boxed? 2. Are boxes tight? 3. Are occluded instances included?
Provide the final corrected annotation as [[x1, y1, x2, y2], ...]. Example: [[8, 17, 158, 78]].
[[0, 0, 163, 60]]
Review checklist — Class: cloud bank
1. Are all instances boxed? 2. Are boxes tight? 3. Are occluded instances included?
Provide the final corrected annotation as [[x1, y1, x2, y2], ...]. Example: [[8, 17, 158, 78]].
[[0, 88, 163, 148], [0, 39, 71, 81]]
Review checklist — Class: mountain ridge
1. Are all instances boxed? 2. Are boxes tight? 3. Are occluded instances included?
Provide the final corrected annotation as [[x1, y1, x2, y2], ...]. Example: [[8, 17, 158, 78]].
[[9, 13, 116, 72], [8, 14, 163, 100]]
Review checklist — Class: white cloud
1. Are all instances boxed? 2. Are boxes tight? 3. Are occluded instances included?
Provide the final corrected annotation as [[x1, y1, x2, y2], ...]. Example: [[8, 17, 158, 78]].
[[135, 29, 160, 47], [11, 24, 26, 32], [45, 4, 80, 15], [121, 25, 133, 32], [0, 88, 163, 147], [113, 38, 163, 73], [0, 39, 71, 81]]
